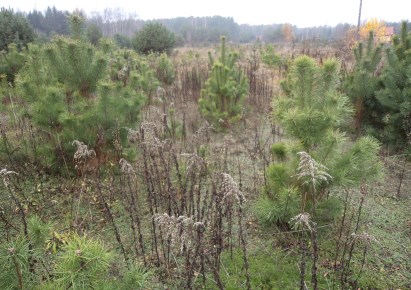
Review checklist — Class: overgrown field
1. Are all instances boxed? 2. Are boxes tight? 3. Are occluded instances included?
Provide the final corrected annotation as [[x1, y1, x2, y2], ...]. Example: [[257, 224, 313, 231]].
[[0, 19, 410, 290]]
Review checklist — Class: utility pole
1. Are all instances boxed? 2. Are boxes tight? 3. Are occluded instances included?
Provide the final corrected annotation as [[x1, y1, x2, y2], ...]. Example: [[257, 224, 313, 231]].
[[357, 0, 363, 39]]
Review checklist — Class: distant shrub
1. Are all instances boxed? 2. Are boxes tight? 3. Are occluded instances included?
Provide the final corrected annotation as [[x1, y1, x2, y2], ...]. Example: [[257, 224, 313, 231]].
[[132, 22, 175, 55], [261, 44, 283, 67], [0, 8, 35, 51], [155, 53, 175, 85], [113, 34, 132, 49], [199, 36, 248, 127]]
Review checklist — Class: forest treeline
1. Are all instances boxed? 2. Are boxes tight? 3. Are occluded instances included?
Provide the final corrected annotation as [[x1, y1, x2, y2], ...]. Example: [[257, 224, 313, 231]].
[[12, 6, 404, 45]]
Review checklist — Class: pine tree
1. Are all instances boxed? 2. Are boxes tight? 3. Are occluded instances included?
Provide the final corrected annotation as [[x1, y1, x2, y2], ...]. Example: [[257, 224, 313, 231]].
[[69, 13, 85, 41], [343, 31, 383, 131], [274, 55, 352, 151], [132, 22, 175, 55], [261, 44, 283, 68], [86, 23, 103, 46], [0, 43, 27, 84], [54, 234, 112, 289], [0, 8, 35, 51], [274, 56, 382, 186], [16, 32, 148, 170], [260, 56, 382, 225], [199, 36, 248, 127], [44, 36, 107, 99], [155, 53, 175, 86], [376, 21, 411, 150]]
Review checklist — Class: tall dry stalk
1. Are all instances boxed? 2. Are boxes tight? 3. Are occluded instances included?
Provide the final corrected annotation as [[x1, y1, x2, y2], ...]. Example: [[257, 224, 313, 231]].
[[119, 158, 146, 265]]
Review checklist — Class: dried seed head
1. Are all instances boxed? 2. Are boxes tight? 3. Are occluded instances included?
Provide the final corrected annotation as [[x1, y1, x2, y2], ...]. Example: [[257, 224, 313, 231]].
[[181, 153, 207, 174], [113, 130, 122, 151], [351, 232, 379, 247], [221, 173, 246, 205], [0, 168, 18, 187], [142, 134, 173, 154], [154, 213, 178, 248], [153, 213, 171, 227], [127, 128, 140, 143], [193, 121, 213, 144], [119, 65, 129, 77], [153, 213, 199, 253], [119, 159, 134, 175], [140, 121, 161, 146], [7, 247, 16, 255], [72, 140, 96, 165], [290, 212, 315, 232], [156, 86, 166, 98], [0, 168, 18, 176], [194, 221, 206, 233], [295, 151, 332, 189], [179, 216, 195, 253], [141, 107, 163, 134]]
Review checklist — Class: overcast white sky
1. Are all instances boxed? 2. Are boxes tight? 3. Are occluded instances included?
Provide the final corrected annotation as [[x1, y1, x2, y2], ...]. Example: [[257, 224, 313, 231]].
[[2, 0, 410, 27]]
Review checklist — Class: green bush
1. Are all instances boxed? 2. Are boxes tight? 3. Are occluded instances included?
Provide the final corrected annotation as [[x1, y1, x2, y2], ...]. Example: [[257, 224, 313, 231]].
[[132, 22, 175, 55], [315, 196, 342, 224], [113, 34, 132, 49], [28, 215, 53, 249], [86, 23, 103, 46], [343, 31, 383, 131], [332, 135, 383, 186], [44, 36, 107, 98], [274, 56, 353, 150]]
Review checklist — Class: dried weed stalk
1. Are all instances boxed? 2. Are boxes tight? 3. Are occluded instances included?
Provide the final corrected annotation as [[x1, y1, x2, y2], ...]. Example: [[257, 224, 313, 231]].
[[119, 158, 146, 265]]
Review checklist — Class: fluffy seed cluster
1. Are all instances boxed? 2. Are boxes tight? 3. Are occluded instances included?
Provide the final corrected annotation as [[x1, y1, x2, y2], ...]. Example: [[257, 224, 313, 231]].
[[127, 128, 140, 143], [181, 153, 207, 175], [192, 121, 213, 145], [296, 151, 333, 189], [351, 232, 379, 247], [221, 173, 246, 205], [156, 86, 166, 99], [140, 122, 159, 143], [119, 159, 134, 176], [153, 213, 205, 253], [142, 107, 163, 132], [290, 212, 315, 232], [72, 140, 96, 166], [0, 168, 18, 187]]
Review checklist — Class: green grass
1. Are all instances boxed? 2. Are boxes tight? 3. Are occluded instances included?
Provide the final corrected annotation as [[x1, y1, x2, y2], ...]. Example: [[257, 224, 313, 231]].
[[206, 247, 335, 290], [355, 194, 411, 288]]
